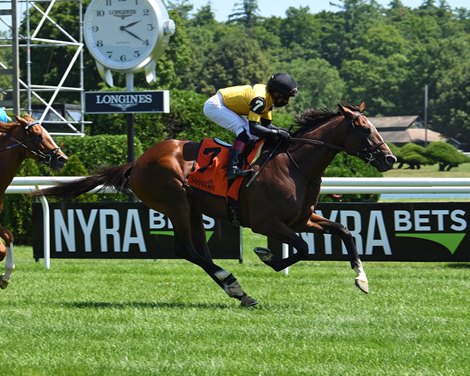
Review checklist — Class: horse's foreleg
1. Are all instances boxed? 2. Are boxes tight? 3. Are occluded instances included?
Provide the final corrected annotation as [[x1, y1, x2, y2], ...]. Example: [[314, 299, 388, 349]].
[[0, 243, 14, 289], [293, 213, 369, 293], [0, 227, 14, 289]]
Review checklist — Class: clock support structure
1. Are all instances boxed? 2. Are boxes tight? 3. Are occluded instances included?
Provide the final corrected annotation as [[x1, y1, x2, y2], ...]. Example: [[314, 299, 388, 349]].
[[126, 73, 135, 163]]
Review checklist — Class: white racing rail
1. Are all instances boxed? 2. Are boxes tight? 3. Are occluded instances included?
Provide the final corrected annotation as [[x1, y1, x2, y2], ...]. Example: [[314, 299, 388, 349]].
[[6, 176, 470, 270]]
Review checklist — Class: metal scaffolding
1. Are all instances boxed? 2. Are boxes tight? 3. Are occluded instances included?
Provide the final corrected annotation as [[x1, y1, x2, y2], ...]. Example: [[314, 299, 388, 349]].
[[0, 0, 85, 135]]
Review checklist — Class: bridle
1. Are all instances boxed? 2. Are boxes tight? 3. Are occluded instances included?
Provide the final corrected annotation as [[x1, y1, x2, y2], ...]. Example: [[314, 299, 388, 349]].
[[289, 114, 385, 164], [0, 120, 62, 165], [284, 114, 385, 181]]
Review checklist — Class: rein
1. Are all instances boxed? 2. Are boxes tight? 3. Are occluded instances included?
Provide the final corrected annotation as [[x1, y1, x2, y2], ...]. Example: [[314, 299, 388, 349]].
[[289, 136, 385, 164], [0, 121, 60, 164]]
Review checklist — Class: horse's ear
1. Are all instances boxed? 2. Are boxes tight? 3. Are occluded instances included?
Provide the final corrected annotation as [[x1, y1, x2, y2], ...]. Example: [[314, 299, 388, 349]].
[[358, 101, 366, 112], [14, 114, 26, 124], [338, 104, 355, 119]]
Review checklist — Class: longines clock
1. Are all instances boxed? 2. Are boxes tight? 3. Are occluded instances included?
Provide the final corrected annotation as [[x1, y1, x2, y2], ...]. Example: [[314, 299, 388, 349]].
[[83, 0, 175, 83]]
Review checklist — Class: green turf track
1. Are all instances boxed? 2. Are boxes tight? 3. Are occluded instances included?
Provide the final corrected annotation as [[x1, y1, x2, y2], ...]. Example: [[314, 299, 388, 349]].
[[0, 228, 469, 376]]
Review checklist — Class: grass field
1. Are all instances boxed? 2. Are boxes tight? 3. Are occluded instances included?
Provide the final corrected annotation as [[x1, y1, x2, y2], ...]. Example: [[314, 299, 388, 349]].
[[1, 235, 470, 375], [384, 162, 470, 178], [1, 163, 469, 375]]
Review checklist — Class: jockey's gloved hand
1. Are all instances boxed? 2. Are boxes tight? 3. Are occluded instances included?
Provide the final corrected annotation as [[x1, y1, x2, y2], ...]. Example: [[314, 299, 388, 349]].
[[250, 121, 290, 141], [276, 129, 291, 140]]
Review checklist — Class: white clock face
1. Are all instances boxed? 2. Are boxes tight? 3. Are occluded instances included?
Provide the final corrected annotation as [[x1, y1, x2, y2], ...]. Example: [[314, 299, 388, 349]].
[[84, 0, 160, 72]]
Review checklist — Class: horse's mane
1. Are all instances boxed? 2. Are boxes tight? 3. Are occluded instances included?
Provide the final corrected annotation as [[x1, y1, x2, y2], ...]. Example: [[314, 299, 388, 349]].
[[0, 121, 17, 133], [292, 103, 360, 136], [0, 114, 32, 133], [292, 108, 338, 136]]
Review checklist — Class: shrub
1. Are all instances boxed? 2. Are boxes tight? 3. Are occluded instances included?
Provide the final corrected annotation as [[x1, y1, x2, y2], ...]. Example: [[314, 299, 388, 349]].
[[55, 135, 143, 171], [321, 152, 382, 202], [399, 143, 430, 169], [85, 90, 233, 149], [425, 141, 470, 171]]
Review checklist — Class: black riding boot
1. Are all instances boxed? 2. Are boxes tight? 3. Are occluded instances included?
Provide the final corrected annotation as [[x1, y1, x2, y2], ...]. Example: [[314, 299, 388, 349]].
[[227, 148, 253, 180]]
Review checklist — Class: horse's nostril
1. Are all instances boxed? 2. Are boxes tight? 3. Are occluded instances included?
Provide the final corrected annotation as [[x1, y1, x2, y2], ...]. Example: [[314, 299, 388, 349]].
[[386, 155, 397, 165]]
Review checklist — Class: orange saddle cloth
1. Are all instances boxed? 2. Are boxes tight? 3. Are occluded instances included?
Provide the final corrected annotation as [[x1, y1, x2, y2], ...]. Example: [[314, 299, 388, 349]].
[[187, 138, 264, 201]]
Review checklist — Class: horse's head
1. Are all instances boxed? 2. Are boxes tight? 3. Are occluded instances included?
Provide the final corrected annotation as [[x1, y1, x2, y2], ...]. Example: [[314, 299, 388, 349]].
[[14, 114, 68, 170], [338, 102, 396, 172]]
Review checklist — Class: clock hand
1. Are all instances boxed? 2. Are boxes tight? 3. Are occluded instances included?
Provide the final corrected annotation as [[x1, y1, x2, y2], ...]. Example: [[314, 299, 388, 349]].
[[122, 20, 141, 30], [122, 28, 145, 42]]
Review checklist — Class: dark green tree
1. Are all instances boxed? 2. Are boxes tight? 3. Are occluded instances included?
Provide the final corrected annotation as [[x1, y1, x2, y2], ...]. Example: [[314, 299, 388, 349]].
[[429, 35, 470, 144], [167, 0, 194, 20], [197, 26, 269, 95], [340, 22, 413, 115], [276, 58, 345, 112], [190, 3, 217, 27], [228, 0, 261, 27], [279, 7, 321, 61]]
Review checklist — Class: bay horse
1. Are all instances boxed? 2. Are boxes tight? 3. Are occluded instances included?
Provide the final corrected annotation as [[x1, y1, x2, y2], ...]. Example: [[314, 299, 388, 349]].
[[33, 102, 395, 306], [0, 114, 68, 289]]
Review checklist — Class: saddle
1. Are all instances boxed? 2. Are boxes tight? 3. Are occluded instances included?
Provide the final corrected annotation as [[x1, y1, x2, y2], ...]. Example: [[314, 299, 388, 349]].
[[187, 138, 265, 203]]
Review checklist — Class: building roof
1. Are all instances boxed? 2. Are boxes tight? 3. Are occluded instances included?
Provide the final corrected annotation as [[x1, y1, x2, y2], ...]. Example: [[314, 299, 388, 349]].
[[368, 115, 447, 145], [407, 128, 447, 143], [379, 128, 447, 145], [369, 116, 419, 130]]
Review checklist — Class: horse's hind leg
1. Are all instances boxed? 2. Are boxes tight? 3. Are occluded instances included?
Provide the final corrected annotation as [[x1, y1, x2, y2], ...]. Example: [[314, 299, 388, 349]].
[[251, 217, 311, 272], [171, 207, 257, 307]]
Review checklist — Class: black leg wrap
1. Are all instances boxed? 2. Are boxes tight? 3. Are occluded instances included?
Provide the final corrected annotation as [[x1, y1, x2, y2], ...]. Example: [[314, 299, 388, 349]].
[[221, 273, 236, 286]]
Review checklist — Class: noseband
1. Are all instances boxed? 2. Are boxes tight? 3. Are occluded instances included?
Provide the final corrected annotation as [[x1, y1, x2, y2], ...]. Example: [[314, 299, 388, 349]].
[[0, 120, 62, 165]]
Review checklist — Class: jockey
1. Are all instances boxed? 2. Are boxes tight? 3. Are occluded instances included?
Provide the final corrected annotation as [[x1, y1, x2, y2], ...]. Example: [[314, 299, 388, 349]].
[[0, 108, 10, 122], [203, 73, 297, 180]]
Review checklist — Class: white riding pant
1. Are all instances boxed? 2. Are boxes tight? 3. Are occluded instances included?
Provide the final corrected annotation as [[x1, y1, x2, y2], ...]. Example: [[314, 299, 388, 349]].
[[203, 93, 257, 140]]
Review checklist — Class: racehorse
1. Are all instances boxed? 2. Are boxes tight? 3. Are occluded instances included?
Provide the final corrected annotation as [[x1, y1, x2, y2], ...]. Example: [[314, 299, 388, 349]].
[[0, 114, 68, 289], [33, 102, 396, 306]]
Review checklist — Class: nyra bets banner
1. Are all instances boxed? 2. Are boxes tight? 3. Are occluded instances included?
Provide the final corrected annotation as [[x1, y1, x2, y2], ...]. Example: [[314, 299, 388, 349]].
[[268, 202, 470, 261], [33, 203, 241, 260]]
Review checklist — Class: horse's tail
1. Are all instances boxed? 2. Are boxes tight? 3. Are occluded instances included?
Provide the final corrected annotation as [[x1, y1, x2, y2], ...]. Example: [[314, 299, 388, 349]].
[[32, 162, 135, 198]]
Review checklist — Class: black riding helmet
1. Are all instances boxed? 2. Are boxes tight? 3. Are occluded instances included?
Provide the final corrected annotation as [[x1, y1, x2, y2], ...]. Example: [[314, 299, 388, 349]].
[[267, 73, 298, 98]]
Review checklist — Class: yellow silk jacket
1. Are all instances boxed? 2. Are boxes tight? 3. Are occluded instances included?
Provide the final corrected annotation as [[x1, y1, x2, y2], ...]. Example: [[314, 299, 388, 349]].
[[218, 84, 273, 123]]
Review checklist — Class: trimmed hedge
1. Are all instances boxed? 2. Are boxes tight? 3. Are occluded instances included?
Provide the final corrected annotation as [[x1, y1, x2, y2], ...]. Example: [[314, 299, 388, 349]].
[[392, 141, 469, 170], [321, 152, 382, 202]]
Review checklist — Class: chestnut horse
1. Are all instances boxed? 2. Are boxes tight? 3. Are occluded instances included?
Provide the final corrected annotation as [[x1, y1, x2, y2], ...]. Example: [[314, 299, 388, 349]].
[[34, 102, 395, 306], [0, 114, 68, 289]]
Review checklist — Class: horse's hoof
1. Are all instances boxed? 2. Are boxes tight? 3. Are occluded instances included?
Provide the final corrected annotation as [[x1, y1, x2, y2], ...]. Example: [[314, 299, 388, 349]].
[[355, 278, 369, 294], [254, 247, 273, 263], [240, 295, 258, 307], [0, 279, 9, 290]]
